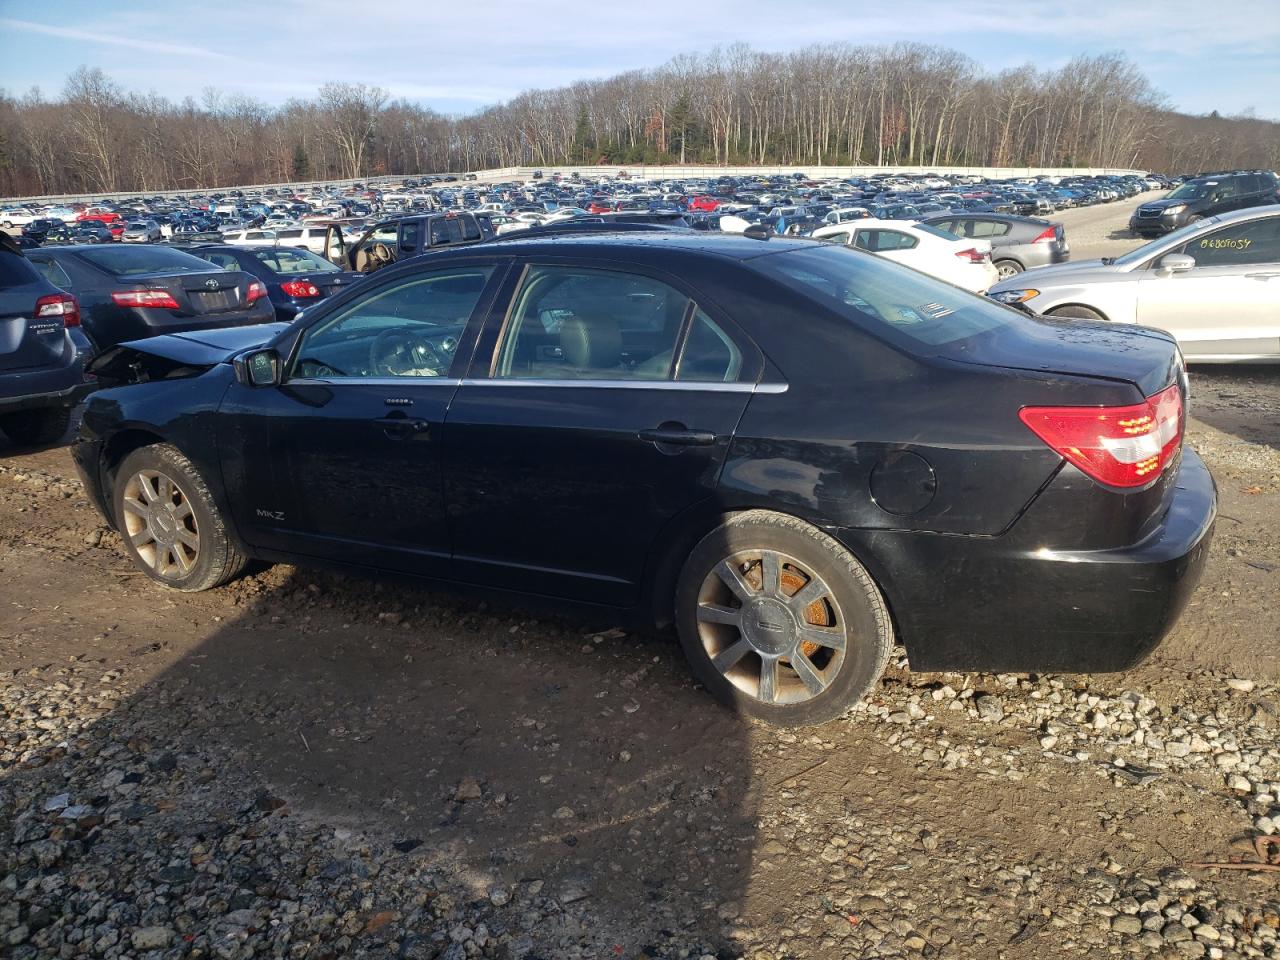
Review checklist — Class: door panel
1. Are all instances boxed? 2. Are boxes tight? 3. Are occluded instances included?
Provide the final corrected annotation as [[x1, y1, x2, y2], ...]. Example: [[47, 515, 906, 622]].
[[443, 384, 751, 604]]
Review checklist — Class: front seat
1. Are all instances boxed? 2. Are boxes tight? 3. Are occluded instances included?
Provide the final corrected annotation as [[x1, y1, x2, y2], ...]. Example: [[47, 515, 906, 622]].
[[559, 315, 622, 377]]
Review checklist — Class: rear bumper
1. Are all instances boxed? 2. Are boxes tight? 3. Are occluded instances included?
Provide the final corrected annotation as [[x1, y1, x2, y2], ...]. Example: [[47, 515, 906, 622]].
[[834, 447, 1216, 672], [0, 340, 94, 414]]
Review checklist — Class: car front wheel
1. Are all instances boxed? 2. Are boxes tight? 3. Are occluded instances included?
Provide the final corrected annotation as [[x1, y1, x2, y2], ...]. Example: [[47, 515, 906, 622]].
[[113, 443, 247, 592], [675, 511, 893, 726], [1047, 304, 1107, 322]]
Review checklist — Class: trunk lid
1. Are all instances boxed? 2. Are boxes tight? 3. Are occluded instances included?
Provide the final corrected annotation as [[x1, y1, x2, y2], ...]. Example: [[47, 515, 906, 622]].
[[125, 269, 253, 316], [952, 313, 1183, 398]]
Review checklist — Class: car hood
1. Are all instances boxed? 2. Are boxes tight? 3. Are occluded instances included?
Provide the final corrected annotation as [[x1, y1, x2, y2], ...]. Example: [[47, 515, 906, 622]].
[[1135, 197, 1179, 210], [117, 323, 288, 366], [989, 258, 1125, 292]]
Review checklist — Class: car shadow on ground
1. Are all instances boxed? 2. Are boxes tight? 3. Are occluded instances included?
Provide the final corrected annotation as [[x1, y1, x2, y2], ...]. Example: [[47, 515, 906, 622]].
[[1188, 366, 1280, 453], [4, 562, 759, 956]]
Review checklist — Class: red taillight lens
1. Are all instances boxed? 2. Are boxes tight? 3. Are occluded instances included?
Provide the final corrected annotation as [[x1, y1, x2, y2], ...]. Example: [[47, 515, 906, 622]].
[[955, 247, 988, 262], [112, 289, 179, 309], [35, 293, 80, 328], [246, 280, 267, 303], [279, 280, 321, 299], [1019, 384, 1184, 489], [1032, 226, 1057, 244]]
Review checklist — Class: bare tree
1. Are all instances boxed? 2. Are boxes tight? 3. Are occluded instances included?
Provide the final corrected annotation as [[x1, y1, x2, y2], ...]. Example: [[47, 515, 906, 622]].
[[318, 82, 389, 179]]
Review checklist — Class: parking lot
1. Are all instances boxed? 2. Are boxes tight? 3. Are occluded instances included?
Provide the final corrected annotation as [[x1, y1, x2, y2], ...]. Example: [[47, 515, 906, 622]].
[[3, 194, 1280, 960]]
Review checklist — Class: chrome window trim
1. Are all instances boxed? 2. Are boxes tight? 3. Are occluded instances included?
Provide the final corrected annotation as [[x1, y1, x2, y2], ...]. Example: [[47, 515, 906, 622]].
[[285, 377, 463, 387], [457, 378, 787, 394]]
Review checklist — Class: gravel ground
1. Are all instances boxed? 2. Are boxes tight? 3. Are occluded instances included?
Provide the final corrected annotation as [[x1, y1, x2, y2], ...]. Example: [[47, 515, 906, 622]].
[[3, 196, 1280, 960]]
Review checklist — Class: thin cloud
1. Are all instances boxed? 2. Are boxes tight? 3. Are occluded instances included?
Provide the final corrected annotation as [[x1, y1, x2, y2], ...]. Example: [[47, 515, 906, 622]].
[[0, 17, 234, 60]]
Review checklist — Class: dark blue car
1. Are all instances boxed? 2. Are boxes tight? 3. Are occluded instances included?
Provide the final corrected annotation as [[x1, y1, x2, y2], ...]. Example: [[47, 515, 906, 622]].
[[179, 244, 364, 321], [0, 232, 93, 445]]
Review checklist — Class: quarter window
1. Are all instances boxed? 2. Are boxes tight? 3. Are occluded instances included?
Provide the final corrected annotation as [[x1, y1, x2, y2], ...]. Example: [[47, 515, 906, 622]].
[[493, 266, 692, 381], [292, 266, 493, 379], [675, 309, 743, 383], [28, 257, 74, 290]]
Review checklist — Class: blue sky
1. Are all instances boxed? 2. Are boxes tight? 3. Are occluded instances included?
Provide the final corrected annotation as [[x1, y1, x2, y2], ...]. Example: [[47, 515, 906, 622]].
[[1, 0, 1276, 119]]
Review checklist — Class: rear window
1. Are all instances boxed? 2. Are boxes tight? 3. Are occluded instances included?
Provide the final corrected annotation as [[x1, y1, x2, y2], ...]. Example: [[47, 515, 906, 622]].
[[76, 246, 218, 276], [753, 244, 1019, 350], [0, 250, 41, 287]]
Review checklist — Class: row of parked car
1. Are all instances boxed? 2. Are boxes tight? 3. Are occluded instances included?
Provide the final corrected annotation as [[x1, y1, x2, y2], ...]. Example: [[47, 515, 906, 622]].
[[2, 165, 1278, 450]]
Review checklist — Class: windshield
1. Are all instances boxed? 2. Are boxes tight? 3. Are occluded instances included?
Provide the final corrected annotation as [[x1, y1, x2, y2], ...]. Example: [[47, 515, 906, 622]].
[[77, 246, 219, 276], [754, 244, 1021, 350], [253, 247, 340, 274], [1166, 181, 1213, 201]]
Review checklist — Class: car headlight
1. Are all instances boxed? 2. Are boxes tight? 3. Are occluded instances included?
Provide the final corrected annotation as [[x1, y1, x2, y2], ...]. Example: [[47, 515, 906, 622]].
[[989, 288, 1039, 305], [1163, 203, 1186, 215]]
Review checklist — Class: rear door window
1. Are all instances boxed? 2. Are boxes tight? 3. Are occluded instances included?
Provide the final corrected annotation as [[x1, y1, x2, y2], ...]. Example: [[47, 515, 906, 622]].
[[969, 220, 1010, 238], [492, 266, 691, 380], [1181, 218, 1280, 267]]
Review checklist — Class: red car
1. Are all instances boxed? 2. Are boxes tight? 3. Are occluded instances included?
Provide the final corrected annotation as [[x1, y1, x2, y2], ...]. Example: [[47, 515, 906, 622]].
[[689, 195, 723, 212], [76, 208, 122, 225], [585, 198, 614, 214]]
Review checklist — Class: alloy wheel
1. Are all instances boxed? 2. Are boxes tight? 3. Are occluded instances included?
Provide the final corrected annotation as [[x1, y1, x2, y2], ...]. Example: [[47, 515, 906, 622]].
[[694, 549, 847, 705], [996, 262, 1021, 280], [120, 470, 200, 580]]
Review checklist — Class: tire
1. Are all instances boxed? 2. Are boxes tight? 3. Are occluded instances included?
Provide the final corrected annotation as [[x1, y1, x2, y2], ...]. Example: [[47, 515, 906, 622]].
[[994, 259, 1023, 280], [674, 510, 893, 726], [112, 443, 248, 592], [1047, 304, 1107, 322], [0, 406, 71, 446]]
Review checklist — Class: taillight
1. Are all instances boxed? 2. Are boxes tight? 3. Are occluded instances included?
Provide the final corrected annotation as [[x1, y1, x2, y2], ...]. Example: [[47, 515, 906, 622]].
[[35, 293, 80, 328], [1032, 226, 1057, 244], [955, 247, 988, 262], [1019, 383, 1184, 489], [279, 280, 321, 299], [246, 280, 267, 303], [112, 289, 179, 309]]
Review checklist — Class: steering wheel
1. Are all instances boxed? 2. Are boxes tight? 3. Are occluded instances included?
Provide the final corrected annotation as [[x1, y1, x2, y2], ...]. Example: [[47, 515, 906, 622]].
[[368, 241, 394, 269], [369, 328, 443, 376]]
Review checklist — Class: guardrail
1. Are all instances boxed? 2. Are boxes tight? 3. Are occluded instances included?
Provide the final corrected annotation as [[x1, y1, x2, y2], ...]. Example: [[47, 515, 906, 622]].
[[0, 164, 1149, 206]]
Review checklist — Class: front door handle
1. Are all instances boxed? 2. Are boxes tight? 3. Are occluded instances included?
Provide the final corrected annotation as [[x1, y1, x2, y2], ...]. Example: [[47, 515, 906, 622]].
[[1245, 272, 1280, 281], [373, 415, 430, 438], [638, 424, 717, 447]]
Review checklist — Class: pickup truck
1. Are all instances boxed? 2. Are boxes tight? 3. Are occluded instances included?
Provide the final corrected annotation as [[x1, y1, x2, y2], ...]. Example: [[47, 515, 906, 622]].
[[321, 212, 495, 273]]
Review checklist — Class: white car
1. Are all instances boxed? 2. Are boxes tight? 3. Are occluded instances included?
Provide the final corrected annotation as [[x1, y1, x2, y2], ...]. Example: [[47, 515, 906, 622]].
[[270, 225, 334, 254], [989, 206, 1280, 362], [813, 219, 1000, 293], [1, 207, 43, 228], [221, 228, 279, 248], [821, 207, 872, 226]]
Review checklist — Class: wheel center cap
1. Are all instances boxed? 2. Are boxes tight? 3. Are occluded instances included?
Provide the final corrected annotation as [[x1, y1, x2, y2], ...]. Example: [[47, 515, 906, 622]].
[[741, 598, 797, 656], [151, 510, 174, 540]]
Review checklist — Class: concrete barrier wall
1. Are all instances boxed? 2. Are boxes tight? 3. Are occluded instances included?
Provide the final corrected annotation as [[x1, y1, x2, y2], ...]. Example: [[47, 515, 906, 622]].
[[0, 164, 1149, 206]]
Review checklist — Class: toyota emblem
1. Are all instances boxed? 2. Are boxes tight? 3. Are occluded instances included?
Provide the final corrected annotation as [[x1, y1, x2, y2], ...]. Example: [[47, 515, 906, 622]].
[[332, 278, 342, 285], [205, 278, 219, 290]]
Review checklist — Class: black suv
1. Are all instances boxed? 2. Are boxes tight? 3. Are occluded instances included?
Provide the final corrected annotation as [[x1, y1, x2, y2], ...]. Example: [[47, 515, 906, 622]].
[[1130, 170, 1280, 236], [322, 212, 496, 274], [0, 232, 93, 445]]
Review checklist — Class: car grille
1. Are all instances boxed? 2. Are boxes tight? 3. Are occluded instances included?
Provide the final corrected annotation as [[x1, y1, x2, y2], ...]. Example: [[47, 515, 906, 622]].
[[1137, 207, 1163, 219], [193, 289, 239, 312]]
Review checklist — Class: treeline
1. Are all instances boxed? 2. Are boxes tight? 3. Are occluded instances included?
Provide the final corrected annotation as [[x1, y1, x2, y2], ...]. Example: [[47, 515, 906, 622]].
[[1, 45, 1277, 198]]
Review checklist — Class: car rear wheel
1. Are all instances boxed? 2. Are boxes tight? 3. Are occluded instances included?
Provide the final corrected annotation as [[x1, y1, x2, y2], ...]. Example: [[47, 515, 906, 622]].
[[113, 443, 247, 592], [675, 511, 893, 726], [995, 259, 1024, 280], [1047, 304, 1107, 322], [0, 407, 71, 446]]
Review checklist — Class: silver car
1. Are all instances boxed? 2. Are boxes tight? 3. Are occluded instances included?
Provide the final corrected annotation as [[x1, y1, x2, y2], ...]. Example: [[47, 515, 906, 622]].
[[989, 207, 1280, 362]]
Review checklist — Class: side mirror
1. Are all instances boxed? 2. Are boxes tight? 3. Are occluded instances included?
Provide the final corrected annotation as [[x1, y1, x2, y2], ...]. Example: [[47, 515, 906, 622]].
[[1157, 253, 1196, 276], [235, 349, 281, 387]]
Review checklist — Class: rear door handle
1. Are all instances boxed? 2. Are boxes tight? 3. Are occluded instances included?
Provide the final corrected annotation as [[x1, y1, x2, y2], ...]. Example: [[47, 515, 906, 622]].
[[638, 425, 717, 446], [1245, 272, 1280, 280], [373, 416, 430, 438]]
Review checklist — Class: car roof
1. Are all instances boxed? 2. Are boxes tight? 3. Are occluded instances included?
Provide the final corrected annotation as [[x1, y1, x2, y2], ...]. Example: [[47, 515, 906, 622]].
[[422, 228, 812, 264]]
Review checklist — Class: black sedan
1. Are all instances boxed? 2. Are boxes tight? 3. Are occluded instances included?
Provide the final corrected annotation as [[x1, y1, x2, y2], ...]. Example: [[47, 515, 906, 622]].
[[70, 222, 115, 244], [71, 232, 1215, 726], [180, 243, 364, 321], [25, 244, 275, 353]]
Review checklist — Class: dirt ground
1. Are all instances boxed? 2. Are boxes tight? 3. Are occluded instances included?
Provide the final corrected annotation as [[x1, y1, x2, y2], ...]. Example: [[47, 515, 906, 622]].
[[2, 199, 1280, 959]]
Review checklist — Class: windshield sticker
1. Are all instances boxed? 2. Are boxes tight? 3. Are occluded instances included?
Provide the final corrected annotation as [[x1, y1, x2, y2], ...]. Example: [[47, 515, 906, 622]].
[[918, 301, 955, 319], [1200, 237, 1252, 251]]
